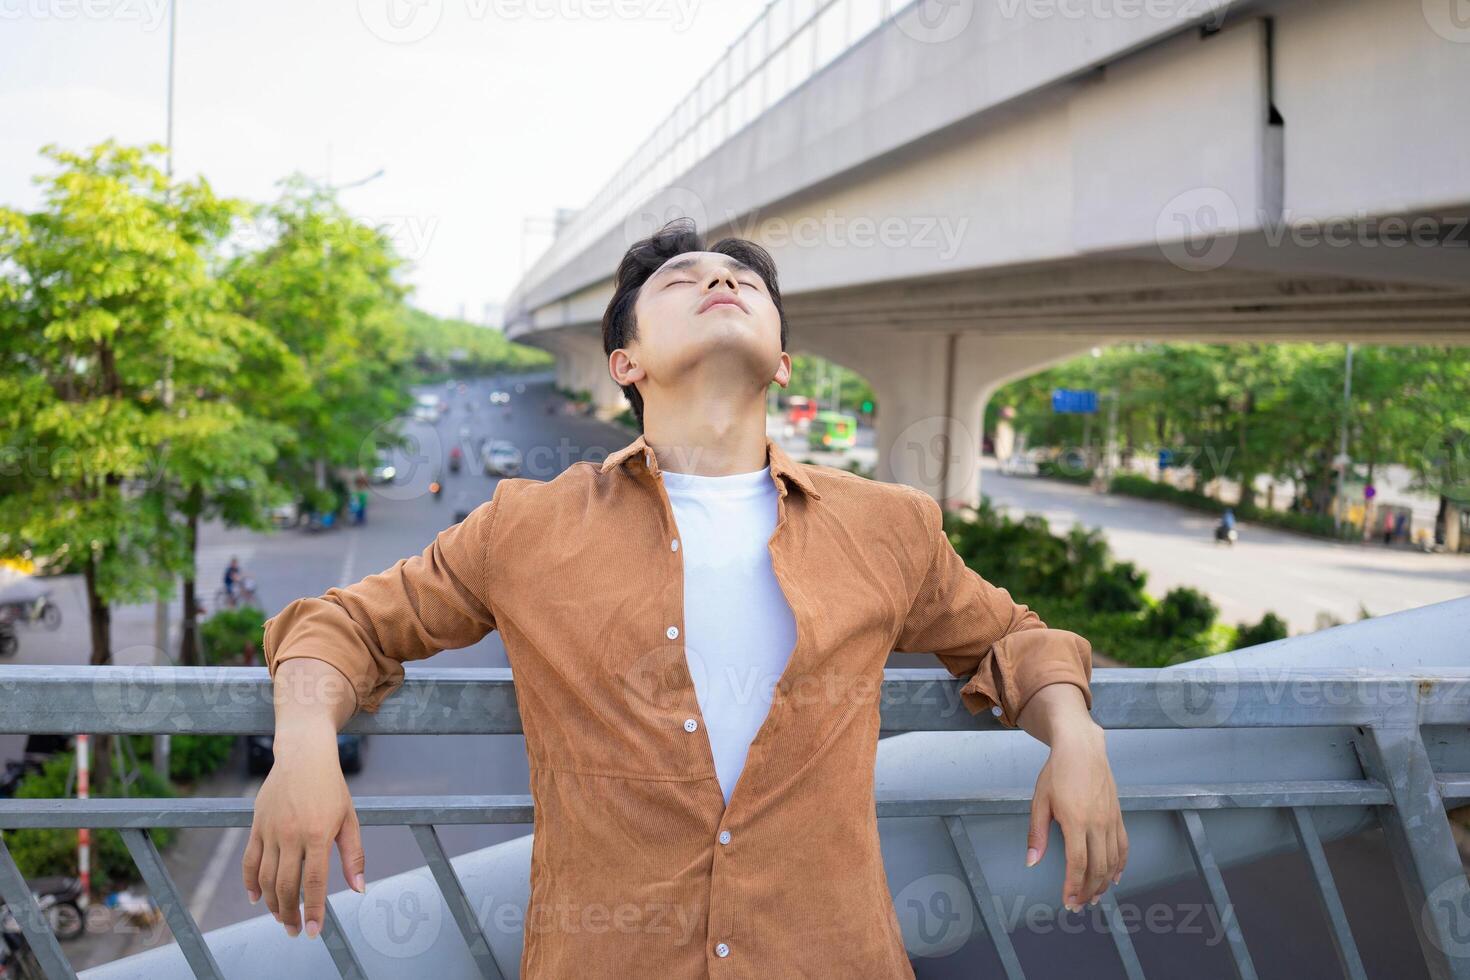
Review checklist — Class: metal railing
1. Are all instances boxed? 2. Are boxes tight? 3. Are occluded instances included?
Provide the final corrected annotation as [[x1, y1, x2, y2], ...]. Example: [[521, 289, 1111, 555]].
[[3, 664, 1470, 979], [515, 0, 900, 302]]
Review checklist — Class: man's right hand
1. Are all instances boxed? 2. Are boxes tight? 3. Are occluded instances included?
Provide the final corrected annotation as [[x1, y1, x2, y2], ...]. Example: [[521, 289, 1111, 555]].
[[242, 719, 366, 939]]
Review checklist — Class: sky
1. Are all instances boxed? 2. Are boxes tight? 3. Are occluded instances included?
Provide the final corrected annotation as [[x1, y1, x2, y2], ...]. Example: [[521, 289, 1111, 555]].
[[0, 0, 765, 322]]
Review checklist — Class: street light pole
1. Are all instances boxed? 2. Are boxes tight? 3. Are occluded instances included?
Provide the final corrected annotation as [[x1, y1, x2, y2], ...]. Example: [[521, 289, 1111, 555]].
[[1333, 342, 1355, 535], [153, 0, 178, 784]]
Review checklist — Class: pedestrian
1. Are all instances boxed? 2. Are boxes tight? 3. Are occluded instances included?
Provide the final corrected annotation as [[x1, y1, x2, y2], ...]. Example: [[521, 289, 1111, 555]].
[[222, 557, 241, 603], [249, 218, 1123, 975]]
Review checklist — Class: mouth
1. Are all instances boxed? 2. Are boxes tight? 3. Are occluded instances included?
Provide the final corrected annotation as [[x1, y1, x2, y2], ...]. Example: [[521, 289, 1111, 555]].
[[698, 294, 748, 315]]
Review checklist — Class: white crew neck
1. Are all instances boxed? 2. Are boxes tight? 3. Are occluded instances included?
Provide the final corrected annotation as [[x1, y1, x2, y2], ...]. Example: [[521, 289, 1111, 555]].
[[659, 465, 773, 497]]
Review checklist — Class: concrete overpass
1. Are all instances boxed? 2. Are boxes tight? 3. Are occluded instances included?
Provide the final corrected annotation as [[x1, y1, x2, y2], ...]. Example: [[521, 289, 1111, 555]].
[[504, 0, 1470, 505]]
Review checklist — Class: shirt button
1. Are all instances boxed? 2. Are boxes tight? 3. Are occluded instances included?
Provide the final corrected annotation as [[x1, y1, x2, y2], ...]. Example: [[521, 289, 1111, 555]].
[[715, 942, 730, 958], [684, 718, 699, 732], [671, 538, 679, 552], [991, 706, 1003, 717], [666, 625, 679, 640], [718, 830, 731, 845]]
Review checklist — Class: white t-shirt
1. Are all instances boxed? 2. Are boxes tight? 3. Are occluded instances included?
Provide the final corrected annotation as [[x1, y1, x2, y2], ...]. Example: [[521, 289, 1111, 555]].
[[659, 464, 797, 807]]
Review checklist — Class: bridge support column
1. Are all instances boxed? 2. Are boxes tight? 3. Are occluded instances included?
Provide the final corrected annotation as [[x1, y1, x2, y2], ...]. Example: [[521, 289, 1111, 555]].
[[538, 329, 628, 420], [797, 330, 1096, 509]]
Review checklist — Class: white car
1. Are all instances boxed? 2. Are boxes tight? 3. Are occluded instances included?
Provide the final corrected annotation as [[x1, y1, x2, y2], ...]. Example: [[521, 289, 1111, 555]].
[[480, 440, 522, 477]]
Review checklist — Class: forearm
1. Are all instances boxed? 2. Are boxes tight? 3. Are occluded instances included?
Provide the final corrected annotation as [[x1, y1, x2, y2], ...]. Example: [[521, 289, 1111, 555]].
[[271, 658, 359, 742], [1016, 681, 1102, 748]]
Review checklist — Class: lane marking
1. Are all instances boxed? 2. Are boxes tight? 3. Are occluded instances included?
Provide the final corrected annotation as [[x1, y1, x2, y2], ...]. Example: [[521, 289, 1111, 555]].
[[190, 776, 263, 926]]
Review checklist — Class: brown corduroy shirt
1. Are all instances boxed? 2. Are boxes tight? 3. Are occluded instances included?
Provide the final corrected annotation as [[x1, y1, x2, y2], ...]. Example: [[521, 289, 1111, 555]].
[[262, 432, 1093, 978]]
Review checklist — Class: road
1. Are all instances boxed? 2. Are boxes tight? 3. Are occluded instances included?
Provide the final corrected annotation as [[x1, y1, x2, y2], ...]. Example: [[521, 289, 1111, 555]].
[[974, 460, 1470, 636], [2, 374, 1452, 975]]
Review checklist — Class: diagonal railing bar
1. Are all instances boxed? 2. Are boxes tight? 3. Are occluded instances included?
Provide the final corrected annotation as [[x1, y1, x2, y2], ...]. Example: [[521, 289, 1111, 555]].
[[1096, 886, 1147, 980], [1179, 809, 1258, 980], [1287, 806, 1368, 980], [0, 831, 77, 979], [943, 814, 1026, 980], [320, 894, 369, 980], [117, 829, 224, 980], [1353, 724, 1470, 980], [410, 823, 506, 980]]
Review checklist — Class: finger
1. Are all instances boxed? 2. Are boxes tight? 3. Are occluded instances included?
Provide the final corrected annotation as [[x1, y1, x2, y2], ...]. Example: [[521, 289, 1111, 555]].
[[1026, 790, 1052, 868], [1062, 820, 1087, 913], [301, 840, 330, 940], [258, 840, 281, 921], [1084, 826, 1108, 906], [276, 843, 304, 937], [242, 827, 264, 905], [337, 804, 367, 895]]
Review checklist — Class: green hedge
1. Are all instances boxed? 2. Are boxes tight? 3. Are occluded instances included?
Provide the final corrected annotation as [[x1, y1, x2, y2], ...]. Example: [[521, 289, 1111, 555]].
[[124, 733, 237, 784], [1037, 458, 1094, 484], [5, 750, 178, 893], [200, 605, 266, 666], [942, 498, 1287, 667], [1034, 470, 1352, 541]]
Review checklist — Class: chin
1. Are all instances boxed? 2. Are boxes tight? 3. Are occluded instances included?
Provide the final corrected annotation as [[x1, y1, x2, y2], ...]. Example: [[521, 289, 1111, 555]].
[[679, 334, 777, 375]]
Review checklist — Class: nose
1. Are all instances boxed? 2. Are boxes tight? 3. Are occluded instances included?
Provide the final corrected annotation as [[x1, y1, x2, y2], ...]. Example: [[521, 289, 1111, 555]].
[[704, 267, 738, 293]]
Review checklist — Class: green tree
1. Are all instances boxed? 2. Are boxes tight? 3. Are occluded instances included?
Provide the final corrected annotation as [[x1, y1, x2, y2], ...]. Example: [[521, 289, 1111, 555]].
[[225, 177, 415, 511], [0, 140, 275, 785]]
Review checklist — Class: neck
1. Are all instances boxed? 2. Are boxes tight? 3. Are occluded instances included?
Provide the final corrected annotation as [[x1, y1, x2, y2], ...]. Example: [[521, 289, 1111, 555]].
[[641, 387, 770, 477]]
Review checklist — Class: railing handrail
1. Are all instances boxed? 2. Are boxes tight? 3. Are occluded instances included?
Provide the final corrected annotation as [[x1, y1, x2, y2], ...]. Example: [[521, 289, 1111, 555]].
[[1, 664, 1467, 734]]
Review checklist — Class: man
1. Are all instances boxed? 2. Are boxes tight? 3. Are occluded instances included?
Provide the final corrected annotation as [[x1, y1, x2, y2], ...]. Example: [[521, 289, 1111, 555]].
[[248, 218, 1125, 977], [222, 557, 241, 602]]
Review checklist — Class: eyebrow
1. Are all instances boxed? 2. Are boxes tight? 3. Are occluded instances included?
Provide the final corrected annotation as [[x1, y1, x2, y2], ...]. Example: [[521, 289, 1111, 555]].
[[649, 255, 758, 282]]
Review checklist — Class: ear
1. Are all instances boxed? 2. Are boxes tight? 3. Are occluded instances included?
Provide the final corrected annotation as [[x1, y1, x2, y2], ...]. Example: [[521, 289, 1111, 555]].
[[771, 352, 792, 389], [608, 349, 644, 387]]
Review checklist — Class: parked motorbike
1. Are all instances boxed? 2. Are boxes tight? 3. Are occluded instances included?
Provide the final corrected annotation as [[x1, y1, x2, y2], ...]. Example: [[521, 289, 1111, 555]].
[[0, 875, 85, 957], [0, 593, 60, 632]]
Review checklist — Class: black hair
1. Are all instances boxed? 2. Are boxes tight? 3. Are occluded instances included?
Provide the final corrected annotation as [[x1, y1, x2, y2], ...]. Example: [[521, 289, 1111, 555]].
[[601, 216, 788, 430]]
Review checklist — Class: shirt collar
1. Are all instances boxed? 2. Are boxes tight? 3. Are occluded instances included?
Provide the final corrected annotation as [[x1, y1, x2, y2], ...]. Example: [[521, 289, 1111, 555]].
[[599, 432, 823, 501]]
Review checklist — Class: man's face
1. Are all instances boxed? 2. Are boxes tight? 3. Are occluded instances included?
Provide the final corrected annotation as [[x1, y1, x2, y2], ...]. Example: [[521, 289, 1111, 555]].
[[618, 250, 787, 391]]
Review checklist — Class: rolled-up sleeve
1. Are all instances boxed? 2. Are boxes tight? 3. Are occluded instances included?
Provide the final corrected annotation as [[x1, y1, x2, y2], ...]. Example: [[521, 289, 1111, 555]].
[[894, 489, 1092, 729], [262, 482, 504, 714]]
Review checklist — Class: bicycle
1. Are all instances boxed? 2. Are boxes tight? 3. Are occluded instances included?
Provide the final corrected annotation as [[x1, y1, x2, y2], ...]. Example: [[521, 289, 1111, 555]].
[[212, 577, 259, 611]]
